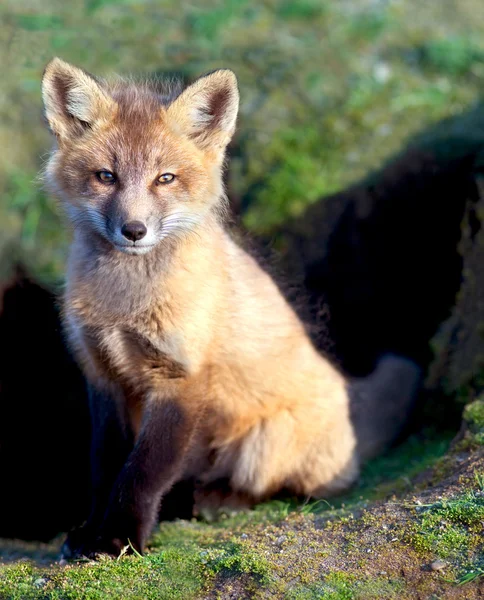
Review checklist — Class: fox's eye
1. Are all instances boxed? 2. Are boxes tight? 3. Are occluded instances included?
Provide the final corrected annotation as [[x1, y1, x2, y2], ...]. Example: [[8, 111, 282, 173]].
[[96, 170, 116, 184], [158, 173, 175, 184]]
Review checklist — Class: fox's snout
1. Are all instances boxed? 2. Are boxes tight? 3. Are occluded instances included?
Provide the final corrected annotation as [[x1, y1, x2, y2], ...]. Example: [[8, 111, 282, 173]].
[[106, 209, 159, 255], [121, 221, 148, 242]]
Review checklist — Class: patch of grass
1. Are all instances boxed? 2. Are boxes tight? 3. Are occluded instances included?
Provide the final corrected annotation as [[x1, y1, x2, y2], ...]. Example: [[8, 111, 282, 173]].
[[288, 571, 403, 599], [0, 553, 203, 600], [0, 520, 274, 599], [242, 123, 346, 232], [475, 471, 484, 490], [276, 0, 327, 21], [0, 528, 209, 600], [350, 431, 452, 500], [457, 566, 484, 586], [410, 483, 484, 564], [185, 0, 249, 39], [200, 540, 271, 583], [464, 398, 484, 444], [464, 399, 484, 428], [419, 36, 484, 76]]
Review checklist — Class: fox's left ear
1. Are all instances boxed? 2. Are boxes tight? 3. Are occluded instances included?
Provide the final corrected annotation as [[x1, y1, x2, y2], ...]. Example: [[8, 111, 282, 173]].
[[167, 69, 239, 156], [42, 57, 115, 142]]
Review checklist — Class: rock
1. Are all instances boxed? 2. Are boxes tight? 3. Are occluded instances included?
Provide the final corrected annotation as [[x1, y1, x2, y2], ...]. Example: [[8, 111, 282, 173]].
[[430, 560, 446, 572], [426, 172, 484, 402]]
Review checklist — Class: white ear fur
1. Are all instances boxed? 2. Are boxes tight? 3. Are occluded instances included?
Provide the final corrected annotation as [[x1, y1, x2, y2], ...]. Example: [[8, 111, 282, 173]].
[[42, 57, 115, 140], [167, 69, 239, 153]]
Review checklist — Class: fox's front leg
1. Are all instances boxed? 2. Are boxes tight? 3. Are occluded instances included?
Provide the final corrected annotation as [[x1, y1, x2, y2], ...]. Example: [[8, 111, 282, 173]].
[[62, 383, 133, 559], [91, 396, 200, 556]]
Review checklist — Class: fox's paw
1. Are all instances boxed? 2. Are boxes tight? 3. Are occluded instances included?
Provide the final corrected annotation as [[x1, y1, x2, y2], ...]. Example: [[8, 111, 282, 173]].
[[60, 525, 96, 561], [61, 528, 134, 561]]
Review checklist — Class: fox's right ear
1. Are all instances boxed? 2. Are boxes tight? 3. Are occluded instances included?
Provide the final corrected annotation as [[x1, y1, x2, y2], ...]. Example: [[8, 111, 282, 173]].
[[41, 58, 115, 141]]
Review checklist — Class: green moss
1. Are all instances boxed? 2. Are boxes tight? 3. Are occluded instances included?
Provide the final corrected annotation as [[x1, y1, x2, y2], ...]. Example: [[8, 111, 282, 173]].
[[0, 522, 274, 599], [288, 572, 403, 599], [410, 485, 484, 564], [464, 399, 484, 436], [276, 0, 327, 20], [201, 540, 271, 584], [0, 528, 211, 600], [419, 36, 484, 76], [0, 552, 205, 600], [152, 521, 272, 585]]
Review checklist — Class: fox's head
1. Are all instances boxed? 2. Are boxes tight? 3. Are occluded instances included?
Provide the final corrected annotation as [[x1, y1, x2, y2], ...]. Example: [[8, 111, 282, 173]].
[[41, 58, 239, 255]]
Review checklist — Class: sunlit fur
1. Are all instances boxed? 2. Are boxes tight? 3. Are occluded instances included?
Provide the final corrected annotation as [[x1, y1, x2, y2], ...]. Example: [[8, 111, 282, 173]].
[[42, 58, 359, 513]]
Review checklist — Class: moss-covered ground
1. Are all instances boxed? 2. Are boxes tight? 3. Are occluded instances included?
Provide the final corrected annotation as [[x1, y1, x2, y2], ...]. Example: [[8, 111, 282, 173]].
[[2, 420, 484, 599]]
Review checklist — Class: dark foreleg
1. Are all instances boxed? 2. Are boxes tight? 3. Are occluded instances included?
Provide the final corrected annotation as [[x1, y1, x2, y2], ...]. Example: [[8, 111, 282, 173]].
[[86, 396, 200, 556], [61, 383, 132, 559]]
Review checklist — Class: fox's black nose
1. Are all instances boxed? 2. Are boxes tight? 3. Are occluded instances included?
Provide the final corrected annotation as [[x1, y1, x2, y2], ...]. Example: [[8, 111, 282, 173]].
[[121, 221, 147, 242]]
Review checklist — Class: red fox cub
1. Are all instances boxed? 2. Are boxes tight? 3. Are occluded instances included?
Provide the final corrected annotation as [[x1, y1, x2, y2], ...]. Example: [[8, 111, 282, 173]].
[[41, 59, 419, 559]]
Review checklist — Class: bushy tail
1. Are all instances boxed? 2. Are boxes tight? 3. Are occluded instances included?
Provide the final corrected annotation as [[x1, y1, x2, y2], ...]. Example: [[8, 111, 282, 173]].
[[348, 353, 422, 461]]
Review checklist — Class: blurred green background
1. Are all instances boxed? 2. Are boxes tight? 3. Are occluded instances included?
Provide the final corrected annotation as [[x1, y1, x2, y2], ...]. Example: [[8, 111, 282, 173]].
[[1, 0, 484, 282]]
